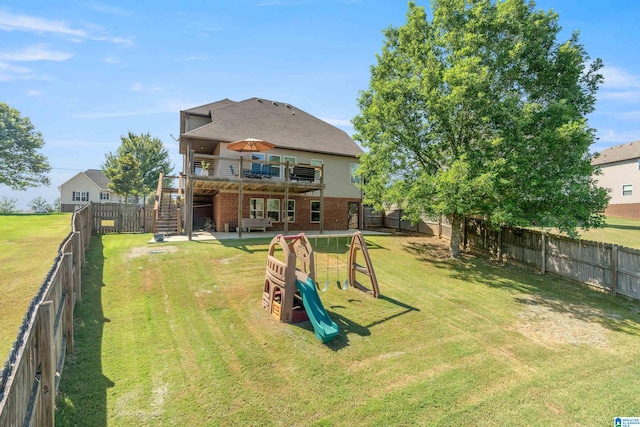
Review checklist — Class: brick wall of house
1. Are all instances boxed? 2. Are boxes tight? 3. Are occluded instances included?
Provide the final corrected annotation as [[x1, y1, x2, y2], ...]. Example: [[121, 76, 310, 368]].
[[212, 192, 361, 231], [605, 203, 640, 220]]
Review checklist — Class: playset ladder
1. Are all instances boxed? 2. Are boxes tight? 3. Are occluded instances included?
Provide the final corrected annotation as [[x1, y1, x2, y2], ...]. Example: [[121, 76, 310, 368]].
[[348, 231, 380, 298]]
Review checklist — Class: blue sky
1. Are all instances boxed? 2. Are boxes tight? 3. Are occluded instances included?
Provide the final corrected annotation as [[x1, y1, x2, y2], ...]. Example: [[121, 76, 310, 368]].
[[1, 0, 639, 210]]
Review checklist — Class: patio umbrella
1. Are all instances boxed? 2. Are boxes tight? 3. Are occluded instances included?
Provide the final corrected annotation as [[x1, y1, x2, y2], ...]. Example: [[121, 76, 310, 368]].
[[227, 138, 275, 153]]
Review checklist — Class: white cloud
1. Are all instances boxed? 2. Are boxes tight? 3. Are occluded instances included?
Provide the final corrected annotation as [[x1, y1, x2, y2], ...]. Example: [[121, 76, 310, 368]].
[[601, 65, 640, 89], [129, 82, 161, 92], [0, 9, 134, 46], [598, 65, 640, 104], [0, 60, 32, 81], [0, 44, 72, 62], [320, 117, 352, 127], [74, 100, 181, 119], [0, 10, 87, 37], [596, 128, 640, 145], [93, 35, 135, 47], [598, 91, 640, 103], [86, 2, 132, 16], [27, 89, 41, 96], [102, 56, 123, 65]]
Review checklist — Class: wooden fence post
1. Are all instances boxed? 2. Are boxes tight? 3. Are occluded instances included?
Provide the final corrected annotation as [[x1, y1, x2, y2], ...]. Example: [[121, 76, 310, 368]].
[[611, 244, 618, 296], [540, 233, 546, 274], [74, 231, 82, 302], [37, 301, 55, 427], [64, 253, 74, 354]]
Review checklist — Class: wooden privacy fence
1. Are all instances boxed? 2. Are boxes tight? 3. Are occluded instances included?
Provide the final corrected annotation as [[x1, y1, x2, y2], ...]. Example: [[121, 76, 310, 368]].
[[92, 202, 154, 234], [383, 209, 640, 301], [0, 204, 92, 426]]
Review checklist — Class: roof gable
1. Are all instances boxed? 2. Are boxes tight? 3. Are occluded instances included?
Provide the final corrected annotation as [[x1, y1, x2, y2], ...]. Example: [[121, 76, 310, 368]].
[[593, 141, 640, 166], [83, 169, 111, 190], [180, 97, 362, 157]]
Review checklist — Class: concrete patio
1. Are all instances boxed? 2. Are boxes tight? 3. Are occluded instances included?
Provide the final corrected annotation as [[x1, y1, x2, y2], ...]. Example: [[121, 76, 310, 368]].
[[149, 229, 390, 243]]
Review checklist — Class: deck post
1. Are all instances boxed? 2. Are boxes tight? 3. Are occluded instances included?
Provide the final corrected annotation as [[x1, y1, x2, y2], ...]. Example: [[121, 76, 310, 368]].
[[238, 157, 243, 238]]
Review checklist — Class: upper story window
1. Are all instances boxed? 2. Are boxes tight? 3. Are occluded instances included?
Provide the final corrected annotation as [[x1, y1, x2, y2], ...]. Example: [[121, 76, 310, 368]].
[[623, 184, 633, 196], [267, 154, 282, 178], [100, 192, 110, 201], [350, 163, 360, 184], [72, 191, 89, 202]]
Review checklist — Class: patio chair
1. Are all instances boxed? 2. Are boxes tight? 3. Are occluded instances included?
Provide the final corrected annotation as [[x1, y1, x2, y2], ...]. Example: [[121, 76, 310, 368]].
[[261, 163, 271, 178], [250, 162, 262, 178], [229, 164, 237, 177]]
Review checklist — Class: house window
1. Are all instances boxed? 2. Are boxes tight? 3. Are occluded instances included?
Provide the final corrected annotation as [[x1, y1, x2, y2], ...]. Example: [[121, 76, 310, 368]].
[[250, 198, 264, 218], [267, 199, 280, 222], [72, 191, 89, 202], [267, 154, 282, 178], [350, 163, 360, 184], [284, 200, 295, 223], [100, 192, 110, 201], [311, 159, 323, 181], [623, 184, 633, 196], [310, 200, 321, 223]]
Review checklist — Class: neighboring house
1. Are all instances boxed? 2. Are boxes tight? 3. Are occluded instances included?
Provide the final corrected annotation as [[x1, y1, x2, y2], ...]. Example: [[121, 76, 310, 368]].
[[592, 141, 640, 219], [178, 97, 363, 235], [58, 169, 123, 212]]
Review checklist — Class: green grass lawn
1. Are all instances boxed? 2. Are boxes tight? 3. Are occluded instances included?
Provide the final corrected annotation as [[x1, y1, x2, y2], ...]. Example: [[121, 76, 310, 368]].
[[578, 216, 640, 248], [56, 233, 640, 426], [0, 213, 73, 357]]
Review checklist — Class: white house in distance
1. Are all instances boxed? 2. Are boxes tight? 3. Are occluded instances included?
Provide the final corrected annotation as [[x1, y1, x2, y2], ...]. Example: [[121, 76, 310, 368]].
[[592, 141, 640, 219], [58, 169, 123, 212]]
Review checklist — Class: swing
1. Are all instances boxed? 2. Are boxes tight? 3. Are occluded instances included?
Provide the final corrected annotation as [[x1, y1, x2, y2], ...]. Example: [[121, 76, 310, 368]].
[[314, 236, 328, 292], [336, 237, 349, 291]]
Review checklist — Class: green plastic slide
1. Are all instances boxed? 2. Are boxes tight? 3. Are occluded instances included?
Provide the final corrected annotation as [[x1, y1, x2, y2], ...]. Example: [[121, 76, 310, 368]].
[[295, 278, 339, 343]]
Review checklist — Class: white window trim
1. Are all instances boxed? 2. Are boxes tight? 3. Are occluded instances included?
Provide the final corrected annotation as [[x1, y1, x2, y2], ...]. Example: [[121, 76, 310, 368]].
[[73, 191, 89, 202], [267, 199, 281, 223], [350, 163, 360, 184], [250, 198, 264, 218], [267, 154, 282, 178], [310, 200, 321, 223], [284, 199, 296, 223], [623, 184, 633, 196]]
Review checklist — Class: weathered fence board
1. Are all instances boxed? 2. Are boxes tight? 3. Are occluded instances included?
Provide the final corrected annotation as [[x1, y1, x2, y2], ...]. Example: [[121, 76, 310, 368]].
[[0, 204, 92, 426], [618, 246, 640, 300], [92, 202, 153, 234]]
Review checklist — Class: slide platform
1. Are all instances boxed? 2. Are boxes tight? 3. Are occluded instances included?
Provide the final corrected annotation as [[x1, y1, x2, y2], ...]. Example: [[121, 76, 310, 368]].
[[295, 278, 339, 343]]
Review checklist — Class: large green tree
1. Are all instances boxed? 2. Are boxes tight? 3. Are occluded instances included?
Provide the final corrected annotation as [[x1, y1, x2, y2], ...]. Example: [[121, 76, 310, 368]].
[[103, 131, 173, 201], [0, 102, 50, 190], [103, 152, 143, 203], [353, 0, 609, 258]]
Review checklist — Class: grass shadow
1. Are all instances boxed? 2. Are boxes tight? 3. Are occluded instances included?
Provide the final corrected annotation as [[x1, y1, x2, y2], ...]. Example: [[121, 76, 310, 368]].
[[402, 239, 640, 337], [603, 223, 640, 231], [202, 237, 273, 253], [55, 235, 114, 426]]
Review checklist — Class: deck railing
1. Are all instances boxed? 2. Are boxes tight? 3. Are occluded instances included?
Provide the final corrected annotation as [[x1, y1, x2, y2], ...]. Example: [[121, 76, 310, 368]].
[[192, 155, 323, 185]]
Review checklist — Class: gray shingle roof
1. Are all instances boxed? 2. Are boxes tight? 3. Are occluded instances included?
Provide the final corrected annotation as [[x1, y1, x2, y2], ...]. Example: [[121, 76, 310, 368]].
[[180, 97, 362, 157], [84, 169, 111, 189], [592, 141, 640, 166]]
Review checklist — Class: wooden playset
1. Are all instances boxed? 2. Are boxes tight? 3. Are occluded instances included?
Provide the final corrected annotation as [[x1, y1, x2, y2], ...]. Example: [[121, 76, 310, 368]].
[[262, 232, 379, 343]]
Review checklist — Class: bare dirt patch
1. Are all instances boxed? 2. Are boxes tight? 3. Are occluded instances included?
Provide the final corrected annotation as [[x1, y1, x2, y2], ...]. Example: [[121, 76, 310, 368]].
[[515, 297, 611, 349], [124, 245, 179, 260]]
